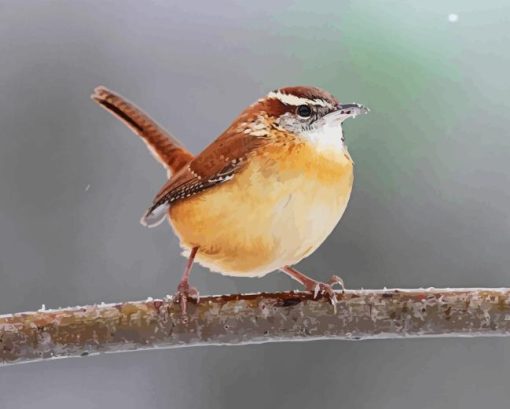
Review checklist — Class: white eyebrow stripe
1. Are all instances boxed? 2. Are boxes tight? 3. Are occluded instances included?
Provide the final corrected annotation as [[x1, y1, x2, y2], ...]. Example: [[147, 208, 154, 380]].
[[267, 90, 334, 108]]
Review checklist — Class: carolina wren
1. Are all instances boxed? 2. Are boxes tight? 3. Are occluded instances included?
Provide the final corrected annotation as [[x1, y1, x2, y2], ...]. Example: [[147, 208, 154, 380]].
[[92, 86, 368, 312]]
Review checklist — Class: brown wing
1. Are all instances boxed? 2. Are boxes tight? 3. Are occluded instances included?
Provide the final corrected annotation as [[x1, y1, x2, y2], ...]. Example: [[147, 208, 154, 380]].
[[91, 86, 194, 176], [141, 128, 269, 227]]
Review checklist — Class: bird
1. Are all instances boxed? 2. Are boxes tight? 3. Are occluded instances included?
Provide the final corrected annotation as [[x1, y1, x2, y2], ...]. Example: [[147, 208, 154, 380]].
[[91, 85, 368, 312]]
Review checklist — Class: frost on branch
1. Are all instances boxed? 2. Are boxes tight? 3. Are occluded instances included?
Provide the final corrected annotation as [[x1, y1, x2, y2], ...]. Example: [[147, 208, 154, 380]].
[[1, 288, 510, 366]]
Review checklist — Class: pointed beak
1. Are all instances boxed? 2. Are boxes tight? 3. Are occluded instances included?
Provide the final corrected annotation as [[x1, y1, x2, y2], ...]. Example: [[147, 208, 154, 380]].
[[337, 103, 369, 118], [322, 103, 369, 126]]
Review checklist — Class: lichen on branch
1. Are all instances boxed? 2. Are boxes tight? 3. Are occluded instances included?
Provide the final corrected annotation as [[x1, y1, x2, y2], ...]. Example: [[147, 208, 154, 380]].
[[1, 288, 510, 366]]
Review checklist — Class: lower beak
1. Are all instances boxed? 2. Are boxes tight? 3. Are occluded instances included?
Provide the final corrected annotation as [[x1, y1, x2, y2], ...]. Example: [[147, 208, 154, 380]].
[[323, 103, 369, 125]]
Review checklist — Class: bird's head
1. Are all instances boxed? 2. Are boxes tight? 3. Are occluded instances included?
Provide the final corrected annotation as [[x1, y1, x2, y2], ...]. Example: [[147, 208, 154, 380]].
[[238, 86, 368, 151]]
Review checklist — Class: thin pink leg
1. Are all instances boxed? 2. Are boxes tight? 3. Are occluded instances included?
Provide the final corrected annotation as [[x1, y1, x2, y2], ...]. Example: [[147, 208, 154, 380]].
[[179, 246, 198, 287], [175, 246, 199, 314], [281, 266, 318, 290], [280, 265, 345, 307]]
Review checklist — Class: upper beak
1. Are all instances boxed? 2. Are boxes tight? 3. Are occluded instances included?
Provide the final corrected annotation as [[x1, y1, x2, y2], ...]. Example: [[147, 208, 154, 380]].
[[322, 103, 369, 125], [337, 103, 369, 119]]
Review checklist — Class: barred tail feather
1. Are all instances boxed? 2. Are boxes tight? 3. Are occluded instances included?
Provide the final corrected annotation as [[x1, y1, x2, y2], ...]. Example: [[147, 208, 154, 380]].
[[91, 86, 194, 176]]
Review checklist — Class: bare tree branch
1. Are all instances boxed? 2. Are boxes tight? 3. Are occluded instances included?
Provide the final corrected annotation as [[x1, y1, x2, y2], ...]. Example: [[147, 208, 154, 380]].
[[1, 288, 510, 366]]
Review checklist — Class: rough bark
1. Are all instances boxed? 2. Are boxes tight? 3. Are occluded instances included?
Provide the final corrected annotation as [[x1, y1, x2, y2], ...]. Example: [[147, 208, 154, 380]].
[[1, 288, 510, 366]]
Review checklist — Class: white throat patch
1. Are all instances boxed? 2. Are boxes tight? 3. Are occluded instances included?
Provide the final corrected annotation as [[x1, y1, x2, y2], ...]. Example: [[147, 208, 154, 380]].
[[302, 124, 344, 153]]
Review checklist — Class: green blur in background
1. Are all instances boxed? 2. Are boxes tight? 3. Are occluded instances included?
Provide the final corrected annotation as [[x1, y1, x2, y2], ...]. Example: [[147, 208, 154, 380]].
[[0, 1, 510, 408]]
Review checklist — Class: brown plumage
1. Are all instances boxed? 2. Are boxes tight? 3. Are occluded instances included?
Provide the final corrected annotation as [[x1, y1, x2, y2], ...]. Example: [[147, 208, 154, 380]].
[[91, 86, 193, 176], [92, 85, 368, 311]]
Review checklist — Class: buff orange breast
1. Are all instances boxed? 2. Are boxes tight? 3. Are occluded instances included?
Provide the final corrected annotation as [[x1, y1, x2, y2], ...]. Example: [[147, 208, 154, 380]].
[[92, 85, 368, 312]]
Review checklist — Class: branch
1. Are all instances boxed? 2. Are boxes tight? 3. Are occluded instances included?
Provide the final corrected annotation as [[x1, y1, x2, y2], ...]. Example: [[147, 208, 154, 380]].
[[1, 288, 510, 366]]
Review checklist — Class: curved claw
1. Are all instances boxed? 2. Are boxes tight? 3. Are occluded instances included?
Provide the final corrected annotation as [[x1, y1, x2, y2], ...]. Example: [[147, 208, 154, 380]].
[[312, 282, 338, 302], [310, 276, 347, 313], [327, 275, 345, 292]]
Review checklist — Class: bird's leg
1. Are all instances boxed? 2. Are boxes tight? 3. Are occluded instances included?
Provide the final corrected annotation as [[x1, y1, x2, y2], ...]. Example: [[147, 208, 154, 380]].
[[280, 266, 345, 307], [174, 246, 200, 314]]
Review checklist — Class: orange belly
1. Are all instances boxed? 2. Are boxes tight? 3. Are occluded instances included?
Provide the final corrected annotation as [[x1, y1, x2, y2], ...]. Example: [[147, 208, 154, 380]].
[[168, 142, 354, 277]]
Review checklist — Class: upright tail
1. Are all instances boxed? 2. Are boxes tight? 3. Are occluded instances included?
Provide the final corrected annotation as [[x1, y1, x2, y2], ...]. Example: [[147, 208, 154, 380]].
[[91, 86, 194, 177]]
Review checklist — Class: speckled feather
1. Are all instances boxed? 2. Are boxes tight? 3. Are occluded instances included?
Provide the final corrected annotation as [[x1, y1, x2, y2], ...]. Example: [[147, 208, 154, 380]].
[[144, 86, 341, 221], [93, 85, 360, 277]]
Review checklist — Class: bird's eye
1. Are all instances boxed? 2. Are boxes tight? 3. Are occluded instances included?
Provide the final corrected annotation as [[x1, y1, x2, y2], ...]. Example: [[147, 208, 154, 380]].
[[296, 105, 312, 118]]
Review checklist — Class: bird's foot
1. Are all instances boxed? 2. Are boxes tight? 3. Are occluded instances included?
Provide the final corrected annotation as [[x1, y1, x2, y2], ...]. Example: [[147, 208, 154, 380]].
[[305, 275, 345, 311], [280, 266, 345, 313], [174, 280, 200, 315]]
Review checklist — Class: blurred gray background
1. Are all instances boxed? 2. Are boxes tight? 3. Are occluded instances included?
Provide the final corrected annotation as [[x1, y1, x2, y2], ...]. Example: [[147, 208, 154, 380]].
[[1, 0, 510, 408]]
